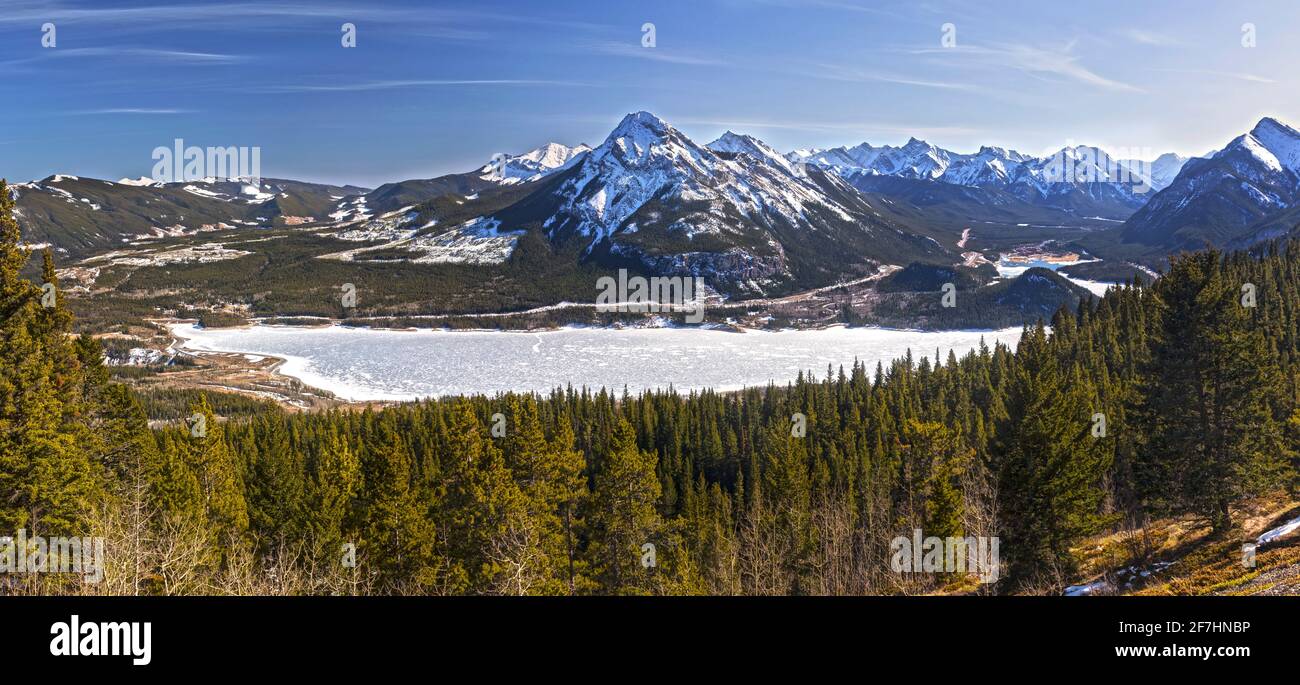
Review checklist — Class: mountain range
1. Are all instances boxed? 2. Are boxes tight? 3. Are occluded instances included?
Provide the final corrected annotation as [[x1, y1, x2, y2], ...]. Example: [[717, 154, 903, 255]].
[[1116, 117, 1300, 253], [9, 112, 1300, 298], [790, 137, 1187, 219]]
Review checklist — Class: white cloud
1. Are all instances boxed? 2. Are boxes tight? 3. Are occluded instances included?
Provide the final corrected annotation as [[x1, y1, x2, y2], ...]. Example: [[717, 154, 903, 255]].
[[582, 41, 725, 66], [1121, 29, 1181, 46], [798, 62, 978, 90], [254, 79, 592, 93], [67, 108, 194, 115], [1150, 68, 1275, 84], [912, 42, 1143, 93]]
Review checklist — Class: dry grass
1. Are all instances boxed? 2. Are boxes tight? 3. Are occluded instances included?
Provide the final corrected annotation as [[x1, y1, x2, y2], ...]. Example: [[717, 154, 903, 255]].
[[1063, 494, 1300, 596]]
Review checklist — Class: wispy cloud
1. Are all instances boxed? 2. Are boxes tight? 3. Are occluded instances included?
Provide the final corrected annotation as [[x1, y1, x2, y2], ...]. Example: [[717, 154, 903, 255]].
[[911, 42, 1143, 93], [721, 0, 905, 19], [797, 62, 977, 90], [582, 41, 725, 66], [2, 47, 246, 67], [1121, 29, 1181, 47], [1149, 67, 1275, 84], [0, 2, 609, 36], [66, 108, 194, 115], [253, 79, 593, 93]]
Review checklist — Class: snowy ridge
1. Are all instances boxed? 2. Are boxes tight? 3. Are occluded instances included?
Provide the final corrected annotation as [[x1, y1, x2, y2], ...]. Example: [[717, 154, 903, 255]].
[[542, 111, 864, 251], [789, 138, 1175, 204], [1119, 117, 1300, 251], [481, 142, 592, 184], [1245, 117, 1300, 176]]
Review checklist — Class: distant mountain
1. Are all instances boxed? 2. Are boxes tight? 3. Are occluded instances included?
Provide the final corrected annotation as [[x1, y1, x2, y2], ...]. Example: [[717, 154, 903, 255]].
[[1117, 117, 1300, 254], [1122, 152, 1190, 192], [8, 175, 367, 257], [485, 142, 591, 184], [706, 131, 800, 174], [790, 139, 1170, 219], [355, 143, 590, 216], [443, 111, 948, 294]]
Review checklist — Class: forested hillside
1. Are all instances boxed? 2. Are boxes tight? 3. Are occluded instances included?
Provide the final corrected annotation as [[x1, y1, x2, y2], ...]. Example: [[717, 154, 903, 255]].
[[3, 179, 1298, 596]]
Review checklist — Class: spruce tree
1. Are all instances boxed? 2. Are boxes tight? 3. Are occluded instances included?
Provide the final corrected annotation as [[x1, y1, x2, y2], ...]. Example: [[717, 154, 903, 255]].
[[589, 418, 662, 594], [1135, 251, 1288, 534], [994, 323, 1112, 591]]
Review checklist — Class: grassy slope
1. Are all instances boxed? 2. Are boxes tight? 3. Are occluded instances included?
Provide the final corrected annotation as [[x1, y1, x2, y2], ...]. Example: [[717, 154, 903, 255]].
[[1069, 494, 1300, 596]]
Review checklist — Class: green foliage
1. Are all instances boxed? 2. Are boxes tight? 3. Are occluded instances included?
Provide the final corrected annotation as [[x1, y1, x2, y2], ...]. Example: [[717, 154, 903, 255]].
[[994, 324, 1114, 590], [6, 182, 1300, 594], [1134, 250, 1291, 534]]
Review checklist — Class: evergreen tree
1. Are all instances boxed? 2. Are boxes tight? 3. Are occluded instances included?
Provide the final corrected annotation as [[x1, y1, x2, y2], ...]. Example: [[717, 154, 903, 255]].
[[589, 418, 662, 594], [0, 182, 98, 537], [995, 323, 1112, 591], [1135, 251, 1288, 533]]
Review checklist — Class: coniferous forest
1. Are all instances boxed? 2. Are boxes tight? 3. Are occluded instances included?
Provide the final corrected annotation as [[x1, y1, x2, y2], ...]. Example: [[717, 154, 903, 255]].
[[3, 180, 1298, 596]]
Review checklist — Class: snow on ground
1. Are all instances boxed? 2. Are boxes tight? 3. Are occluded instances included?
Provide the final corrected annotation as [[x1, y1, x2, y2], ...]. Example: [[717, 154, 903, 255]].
[[319, 215, 522, 265], [182, 184, 224, 199], [325, 208, 418, 243], [1257, 513, 1300, 546], [405, 218, 524, 264], [83, 242, 252, 267], [106, 348, 165, 366], [170, 323, 1025, 402], [241, 184, 275, 202], [329, 196, 372, 222], [117, 176, 161, 187], [1063, 580, 1110, 596], [55, 265, 101, 289]]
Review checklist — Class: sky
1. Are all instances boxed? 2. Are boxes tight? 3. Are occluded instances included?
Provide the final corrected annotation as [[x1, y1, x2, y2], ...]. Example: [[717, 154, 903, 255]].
[[1, 0, 1298, 188]]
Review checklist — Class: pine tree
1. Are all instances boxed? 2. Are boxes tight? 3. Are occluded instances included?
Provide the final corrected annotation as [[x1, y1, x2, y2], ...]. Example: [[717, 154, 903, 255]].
[[309, 424, 361, 556], [1135, 251, 1288, 534], [0, 182, 97, 538], [441, 401, 536, 594], [175, 395, 249, 541], [995, 323, 1112, 591], [358, 427, 439, 592], [589, 418, 662, 594]]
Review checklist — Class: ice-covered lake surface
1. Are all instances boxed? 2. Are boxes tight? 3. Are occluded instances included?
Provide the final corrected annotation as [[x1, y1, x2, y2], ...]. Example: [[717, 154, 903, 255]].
[[995, 256, 1115, 297], [171, 323, 1026, 401]]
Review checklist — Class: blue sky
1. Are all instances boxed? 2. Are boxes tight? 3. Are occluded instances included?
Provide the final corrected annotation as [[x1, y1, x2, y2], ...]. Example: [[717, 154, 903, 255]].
[[2, 0, 1298, 187]]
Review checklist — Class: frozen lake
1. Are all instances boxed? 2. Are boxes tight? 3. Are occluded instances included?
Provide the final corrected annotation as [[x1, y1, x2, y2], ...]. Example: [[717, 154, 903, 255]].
[[995, 256, 1115, 297], [171, 323, 1026, 401]]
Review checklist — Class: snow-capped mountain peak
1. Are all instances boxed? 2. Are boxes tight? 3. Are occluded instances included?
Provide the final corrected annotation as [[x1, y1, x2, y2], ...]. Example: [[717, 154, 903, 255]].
[[1244, 116, 1300, 175], [517, 111, 948, 283], [517, 142, 590, 170], [1121, 116, 1300, 253], [707, 131, 797, 174], [1146, 152, 1189, 191], [976, 145, 1029, 162], [480, 142, 591, 184], [590, 111, 712, 172]]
